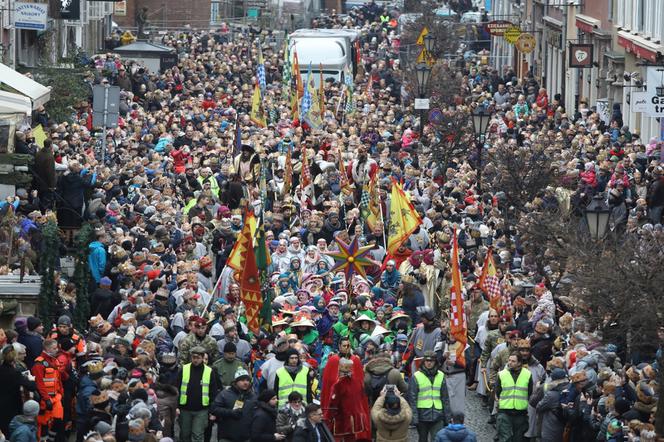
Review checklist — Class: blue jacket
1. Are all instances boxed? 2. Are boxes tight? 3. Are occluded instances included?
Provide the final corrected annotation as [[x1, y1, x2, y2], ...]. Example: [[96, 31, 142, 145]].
[[9, 415, 37, 442], [88, 241, 107, 283], [76, 375, 98, 417], [434, 424, 477, 442]]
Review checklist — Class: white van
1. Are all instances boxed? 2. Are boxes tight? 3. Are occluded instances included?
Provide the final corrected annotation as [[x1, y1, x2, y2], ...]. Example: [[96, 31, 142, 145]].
[[288, 29, 361, 86]]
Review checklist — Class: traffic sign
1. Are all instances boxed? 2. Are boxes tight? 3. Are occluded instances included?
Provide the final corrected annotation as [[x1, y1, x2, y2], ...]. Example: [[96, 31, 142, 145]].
[[515, 33, 536, 53], [428, 108, 444, 125], [504, 26, 522, 45], [416, 27, 429, 45], [416, 47, 434, 65], [485, 20, 513, 37]]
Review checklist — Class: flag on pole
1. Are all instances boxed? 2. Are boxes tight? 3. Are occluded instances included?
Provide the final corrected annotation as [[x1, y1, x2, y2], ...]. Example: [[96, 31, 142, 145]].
[[283, 145, 293, 196], [255, 220, 271, 271], [387, 179, 422, 255], [319, 63, 326, 116], [450, 229, 467, 367], [478, 247, 502, 312], [303, 71, 323, 130], [300, 63, 313, 117], [293, 50, 303, 98], [257, 46, 267, 93], [360, 173, 380, 230], [290, 86, 300, 122], [250, 83, 266, 128], [300, 149, 316, 208], [226, 211, 257, 271], [233, 115, 242, 155], [236, 220, 263, 334], [282, 38, 291, 99]]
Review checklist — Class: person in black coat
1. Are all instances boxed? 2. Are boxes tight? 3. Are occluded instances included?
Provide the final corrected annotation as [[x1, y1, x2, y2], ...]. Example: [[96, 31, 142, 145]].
[[251, 389, 284, 442], [17, 317, 44, 369], [292, 404, 334, 442], [0, 345, 36, 436], [56, 161, 95, 228], [210, 370, 257, 442]]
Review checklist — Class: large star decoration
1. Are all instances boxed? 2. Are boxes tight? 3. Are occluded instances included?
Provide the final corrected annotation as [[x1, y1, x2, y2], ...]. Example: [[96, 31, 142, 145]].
[[325, 236, 378, 281]]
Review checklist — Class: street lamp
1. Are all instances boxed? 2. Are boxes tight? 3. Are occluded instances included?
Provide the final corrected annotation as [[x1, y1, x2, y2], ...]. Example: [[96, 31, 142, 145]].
[[471, 107, 491, 193], [423, 34, 435, 54], [584, 194, 611, 240], [415, 63, 432, 140]]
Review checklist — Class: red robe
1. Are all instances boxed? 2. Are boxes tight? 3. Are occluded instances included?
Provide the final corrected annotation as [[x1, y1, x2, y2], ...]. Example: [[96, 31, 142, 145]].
[[321, 354, 371, 442]]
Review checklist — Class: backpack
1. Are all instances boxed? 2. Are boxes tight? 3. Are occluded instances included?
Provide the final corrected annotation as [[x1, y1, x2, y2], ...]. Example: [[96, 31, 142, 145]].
[[369, 373, 388, 403]]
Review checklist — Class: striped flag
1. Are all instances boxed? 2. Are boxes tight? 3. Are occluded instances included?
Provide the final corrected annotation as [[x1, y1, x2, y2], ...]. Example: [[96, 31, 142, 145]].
[[293, 50, 303, 98], [319, 63, 326, 116], [257, 46, 267, 93], [450, 229, 467, 367]]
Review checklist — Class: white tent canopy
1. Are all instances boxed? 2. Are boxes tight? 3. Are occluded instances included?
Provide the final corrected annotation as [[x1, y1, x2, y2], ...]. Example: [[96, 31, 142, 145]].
[[0, 90, 32, 115], [0, 63, 51, 110]]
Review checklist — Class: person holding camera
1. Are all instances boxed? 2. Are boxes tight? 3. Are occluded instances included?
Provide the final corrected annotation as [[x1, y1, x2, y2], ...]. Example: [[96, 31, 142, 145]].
[[371, 386, 412, 442]]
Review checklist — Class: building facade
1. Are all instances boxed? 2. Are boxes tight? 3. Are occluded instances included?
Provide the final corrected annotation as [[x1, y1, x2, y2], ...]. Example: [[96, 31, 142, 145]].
[[488, 0, 664, 141]]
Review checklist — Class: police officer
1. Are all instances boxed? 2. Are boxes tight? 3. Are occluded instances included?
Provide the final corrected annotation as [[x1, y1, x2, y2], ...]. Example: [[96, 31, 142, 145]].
[[408, 351, 450, 442], [495, 352, 533, 442], [176, 346, 218, 442]]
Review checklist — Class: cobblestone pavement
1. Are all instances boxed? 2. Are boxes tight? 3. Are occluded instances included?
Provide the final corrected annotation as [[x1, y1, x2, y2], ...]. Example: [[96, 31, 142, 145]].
[[407, 388, 497, 442]]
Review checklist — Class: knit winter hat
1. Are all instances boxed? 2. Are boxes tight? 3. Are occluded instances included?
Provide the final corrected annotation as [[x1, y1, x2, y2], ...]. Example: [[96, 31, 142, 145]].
[[23, 400, 40, 418]]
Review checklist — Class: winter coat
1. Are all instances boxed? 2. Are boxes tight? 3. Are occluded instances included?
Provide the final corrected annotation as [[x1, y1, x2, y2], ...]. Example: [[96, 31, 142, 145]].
[[0, 363, 36, 436], [210, 384, 256, 441], [532, 379, 567, 442], [17, 330, 43, 369], [8, 415, 37, 442], [211, 357, 247, 388], [33, 148, 56, 191], [407, 367, 451, 425], [371, 396, 412, 442], [276, 405, 306, 441], [433, 424, 477, 442], [250, 402, 279, 442], [88, 241, 107, 283], [292, 418, 334, 442], [364, 356, 409, 404]]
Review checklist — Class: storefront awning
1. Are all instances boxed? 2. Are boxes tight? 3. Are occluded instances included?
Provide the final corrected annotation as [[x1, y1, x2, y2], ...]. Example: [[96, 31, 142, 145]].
[[0, 90, 33, 115], [575, 14, 601, 34], [617, 30, 664, 63], [0, 63, 51, 110]]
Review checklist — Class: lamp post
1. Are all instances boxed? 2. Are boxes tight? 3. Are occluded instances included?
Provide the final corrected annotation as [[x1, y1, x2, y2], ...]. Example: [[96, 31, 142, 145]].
[[471, 107, 491, 193], [584, 194, 611, 240], [415, 62, 432, 140]]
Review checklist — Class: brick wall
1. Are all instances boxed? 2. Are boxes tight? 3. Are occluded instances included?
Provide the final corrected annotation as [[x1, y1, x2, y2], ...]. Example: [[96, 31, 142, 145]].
[[115, 0, 212, 30]]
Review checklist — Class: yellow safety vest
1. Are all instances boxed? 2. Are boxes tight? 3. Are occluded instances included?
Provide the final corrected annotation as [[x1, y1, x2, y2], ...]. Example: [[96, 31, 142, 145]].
[[414, 370, 445, 410], [498, 368, 531, 411], [180, 363, 212, 407], [276, 366, 309, 408]]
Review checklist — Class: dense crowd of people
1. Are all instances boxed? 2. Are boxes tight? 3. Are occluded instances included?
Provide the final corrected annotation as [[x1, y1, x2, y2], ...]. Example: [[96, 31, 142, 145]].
[[2, 1, 664, 442]]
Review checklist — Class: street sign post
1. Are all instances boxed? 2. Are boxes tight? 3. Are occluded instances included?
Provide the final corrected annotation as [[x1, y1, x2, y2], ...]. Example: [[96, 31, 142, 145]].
[[515, 33, 536, 53], [504, 26, 522, 45], [92, 85, 121, 162]]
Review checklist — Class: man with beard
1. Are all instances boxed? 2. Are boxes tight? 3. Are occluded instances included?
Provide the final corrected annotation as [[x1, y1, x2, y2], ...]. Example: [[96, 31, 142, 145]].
[[196, 256, 214, 293], [322, 212, 343, 244], [326, 358, 372, 442], [515, 340, 545, 440], [349, 146, 378, 200], [274, 349, 314, 408], [233, 144, 260, 184]]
